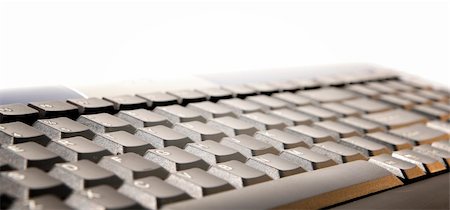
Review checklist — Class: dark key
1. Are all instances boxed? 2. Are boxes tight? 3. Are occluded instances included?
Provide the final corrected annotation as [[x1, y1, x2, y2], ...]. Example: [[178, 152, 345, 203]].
[[136, 92, 178, 109], [196, 87, 233, 102], [417, 89, 448, 102], [297, 87, 357, 103], [33, 117, 95, 140], [187, 101, 235, 119], [292, 79, 321, 90], [272, 92, 311, 106], [166, 168, 234, 198], [285, 125, 337, 145], [221, 135, 278, 158], [165, 161, 402, 210], [118, 176, 190, 209], [144, 146, 209, 173], [246, 83, 278, 95], [218, 98, 263, 115], [399, 92, 432, 105], [246, 95, 288, 111], [390, 124, 449, 145], [167, 90, 207, 106], [269, 81, 299, 92], [432, 140, 450, 151], [173, 121, 227, 142], [313, 120, 361, 138], [254, 129, 309, 151], [207, 116, 258, 137], [320, 102, 361, 117], [0, 142, 64, 171], [413, 145, 450, 167], [207, 160, 271, 188], [338, 116, 386, 133], [379, 94, 415, 110], [103, 95, 147, 111], [366, 82, 397, 94], [343, 98, 392, 113], [0, 104, 39, 125], [98, 153, 168, 182], [363, 109, 427, 129], [49, 160, 122, 190], [0, 168, 70, 201], [346, 84, 380, 98], [67, 98, 115, 114], [0, 122, 50, 146], [66, 185, 141, 210], [392, 149, 446, 173], [268, 108, 314, 126], [383, 81, 415, 92], [11, 195, 72, 210], [311, 141, 367, 163], [28, 101, 79, 119], [135, 125, 192, 149], [93, 131, 152, 155], [340, 136, 391, 157], [368, 154, 425, 180], [77, 113, 136, 134], [366, 132, 413, 151], [240, 112, 287, 131], [47, 136, 111, 163], [117, 109, 172, 128], [154, 105, 206, 124], [222, 85, 257, 99], [413, 105, 449, 121], [246, 153, 305, 179], [280, 147, 337, 171], [296, 105, 339, 121], [184, 140, 246, 165]]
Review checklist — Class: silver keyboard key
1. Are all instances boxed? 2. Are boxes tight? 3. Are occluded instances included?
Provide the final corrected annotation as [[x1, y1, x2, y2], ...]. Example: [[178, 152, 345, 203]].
[[207, 160, 271, 188], [254, 129, 309, 151], [240, 112, 287, 131], [207, 116, 258, 137], [392, 149, 446, 173], [339, 136, 391, 157], [280, 147, 337, 171], [268, 108, 314, 126], [369, 154, 425, 180], [187, 101, 235, 119], [218, 98, 263, 115], [173, 121, 227, 142], [246, 153, 305, 179], [311, 141, 367, 164], [221, 135, 278, 158], [285, 125, 337, 146]]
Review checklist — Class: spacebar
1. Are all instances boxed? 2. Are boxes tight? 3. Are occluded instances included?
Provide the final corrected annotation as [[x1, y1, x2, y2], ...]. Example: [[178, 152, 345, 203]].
[[163, 160, 403, 210]]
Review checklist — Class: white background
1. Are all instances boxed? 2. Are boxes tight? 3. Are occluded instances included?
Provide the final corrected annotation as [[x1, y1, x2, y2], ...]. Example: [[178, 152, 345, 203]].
[[0, 0, 449, 88]]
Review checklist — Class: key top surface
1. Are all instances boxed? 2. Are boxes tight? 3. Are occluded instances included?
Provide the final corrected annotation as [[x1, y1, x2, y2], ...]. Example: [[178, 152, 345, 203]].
[[11, 195, 72, 210], [343, 98, 392, 113], [392, 149, 446, 173], [207, 160, 272, 188], [245, 83, 278, 95], [321, 102, 361, 117], [117, 109, 172, 128], [369, 154, 425, 180], [240, 112, 287, 131], [297, 87, 357, 103], [246, 95, 288, 111], [173, 121, 227, 142], [136, 92, 179, 109], [366, 132, 413, 151], [28, 101, 79, 119], [196, 88, 233, 102], [184, 140, 246, 165], [207, 116, 258, 137], [413, 144, 450, 167], [77, 113, 136, 134], [67, 98, 115, 114], [103, 95, 147, 111], [0, 142, 64, 171], [221, 135, 278, 158], [218, 98, 263, 115], [339, 136, 391, 157], [431, 140, 450, 151], [379, 94, 415, 110], [254, 129, 309, 151], [144, 146, 209, 173], [167, 90, 207, 106], [269, 108, 314, 126], [154, 105, 206, 124], [346, 84, 380, 98], [47, 136, 112, 163], [296, 105, 338, 121], [93, 131, 152, 155], [0, 104, 39, 125], [135, 125, 193, 149], [33, 117, 95, 140], [187, 101, 235, 119], [311, 141, 367, 163], [363, 109, 427, 129], [280, 147, 337, 171], [272, 92, 311, 106], [413, 105, 449, 121], [0, 122, 50, 146], [222, 85, 257, 99], [390, 124, 449, 145], [246, 153, 305, 179], [285, 125, 337, 145], [314, 120, 361, 138], [338, 116, 386, 133]]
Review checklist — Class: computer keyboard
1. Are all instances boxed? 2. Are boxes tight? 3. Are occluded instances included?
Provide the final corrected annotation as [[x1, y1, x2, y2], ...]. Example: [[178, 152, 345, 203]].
[[0, 69, 449, 210]]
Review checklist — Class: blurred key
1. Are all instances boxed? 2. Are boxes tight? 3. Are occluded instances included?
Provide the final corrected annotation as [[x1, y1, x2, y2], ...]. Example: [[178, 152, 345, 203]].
[[269, 81, 299, 92], [103, 95, 147, 111], [77, 113, 136, 134], [246, 153, 305, 179], [320, 102, 361, 117], [196, 88, 233, 102], [67, 98, 115, 114], [221, 135, 278, 158], [272, 92, 311, 106], [28, 101, 79, 119], [346, 84, 380, 98], [369, 154, 425, 180], [380, 94, 414, 110], [207, 116, 258, 137], [136, 92, 178, 109], [292, 79, 321, 90], [363, 109, 427, 129], [166, 168, 233, 198], [218, 98, 263, 115], [254, 129, 309, 151], [399, 92, 432, 105], [33, 117, 95, 140], [184, 140, 246, 164], [118, 177, 190, 209], [49, 160, 122, 191], [240, 112, 287, 131], [11, 195, 71, 210], [154, 105, 206, 124], [366, 82, 396, 94], [280, 147, 337, 171], [340, 136, 391, 157], [47, 136, 111, 163], [366, 132, 413, 151], [0, 168, 70, 201], [417, 89, 448, 102], [433, 102, 450, 112], [343, 98, 392, 113], [0, 104, 39, 125], [314, 120, 361, 138], [311, 141, 367, 164], [413, 145, 450, 167], [173, 121, 227, 142], [98, 153, 168, 181], [392, 150, 446, 173], [246, 95, 288, 111], [390, 124, 449, 145], [431, 140, 450, 151], [413, 105, 449, 121], [383, 80, 415, 92], [187, 101, 235, 119], [66, 185, 141, 210], [222, 85, 257, 99], [426, 121, 450, 134], [268, 108, 314, 126], [135, 125, 192, 149], [296, 105, 338, 121], [117, 109, 172, 128], [208, 160, 271, 188], [167, 90, 207, 106], [144, 146, 209, 173], [338, 117, 386, 133], [0, 142, 64, 171], [246, 83, 278, 95], [93, 131, 152, 155], [0, 122, 50, 146], [285, 125, 337, 145], [297, 87, 357, 103]]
